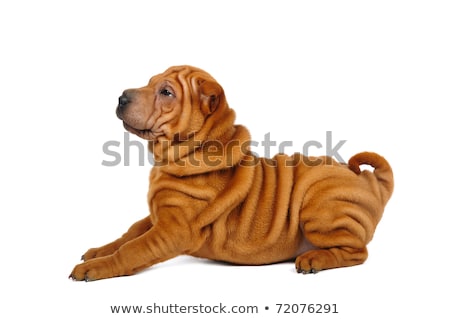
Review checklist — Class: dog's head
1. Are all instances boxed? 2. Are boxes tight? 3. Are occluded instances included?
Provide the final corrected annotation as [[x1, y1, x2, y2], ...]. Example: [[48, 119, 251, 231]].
[[116, 65, 226, 142]]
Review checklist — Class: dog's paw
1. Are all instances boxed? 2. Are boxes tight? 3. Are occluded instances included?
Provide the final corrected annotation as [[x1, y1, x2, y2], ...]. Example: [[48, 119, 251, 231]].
[[69, 256, 118, 282], [82, 244, 118, 261], [81, 248, 100, 261], [295, 250, 334, 274]]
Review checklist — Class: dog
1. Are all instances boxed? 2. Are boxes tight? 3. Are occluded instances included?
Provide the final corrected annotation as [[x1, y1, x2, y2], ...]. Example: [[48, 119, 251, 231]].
[[70, 65, 394, 281]]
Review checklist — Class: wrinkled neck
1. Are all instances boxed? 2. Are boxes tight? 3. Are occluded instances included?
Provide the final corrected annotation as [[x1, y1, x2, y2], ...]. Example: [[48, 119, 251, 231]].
[[148, 108, 252, 176]]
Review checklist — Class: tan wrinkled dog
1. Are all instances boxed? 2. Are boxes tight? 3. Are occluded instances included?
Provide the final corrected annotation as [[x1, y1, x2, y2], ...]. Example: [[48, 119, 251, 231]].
[[70, 65, 393, 281]]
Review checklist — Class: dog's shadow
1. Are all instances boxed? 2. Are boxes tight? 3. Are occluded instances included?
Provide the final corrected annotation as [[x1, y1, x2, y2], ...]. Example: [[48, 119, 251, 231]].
[[141, 255, 296, 274]]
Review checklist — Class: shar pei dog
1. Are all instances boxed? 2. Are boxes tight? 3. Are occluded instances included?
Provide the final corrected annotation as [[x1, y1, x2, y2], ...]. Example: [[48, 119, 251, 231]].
[[70, 65, 394, 281]]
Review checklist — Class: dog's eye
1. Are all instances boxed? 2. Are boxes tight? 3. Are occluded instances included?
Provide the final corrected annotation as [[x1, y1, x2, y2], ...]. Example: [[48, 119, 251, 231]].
[[159, 88, 174, 97]]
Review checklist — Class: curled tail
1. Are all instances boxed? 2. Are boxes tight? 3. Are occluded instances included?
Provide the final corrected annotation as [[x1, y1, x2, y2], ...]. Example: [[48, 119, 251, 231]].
[[348, 152, 394, 204]]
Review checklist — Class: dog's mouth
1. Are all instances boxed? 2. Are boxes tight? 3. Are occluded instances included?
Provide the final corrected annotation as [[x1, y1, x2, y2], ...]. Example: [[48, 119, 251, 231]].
[[116, 106, 163, 140], [122, 122, 162, 140]]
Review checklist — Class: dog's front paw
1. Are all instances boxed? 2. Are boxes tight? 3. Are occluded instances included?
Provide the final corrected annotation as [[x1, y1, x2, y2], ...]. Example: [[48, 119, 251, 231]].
[[82, 243, 119, 261], [81, 248, 98, 261], [69, 256, 119, 282]]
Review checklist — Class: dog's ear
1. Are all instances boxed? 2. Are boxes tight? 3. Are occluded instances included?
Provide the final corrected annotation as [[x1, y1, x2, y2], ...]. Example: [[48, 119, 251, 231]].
[[198, 79, 223, 115]]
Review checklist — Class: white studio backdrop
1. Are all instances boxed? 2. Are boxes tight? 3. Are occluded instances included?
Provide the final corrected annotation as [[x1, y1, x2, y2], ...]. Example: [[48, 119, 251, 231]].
[[0, 0, 449, 318]]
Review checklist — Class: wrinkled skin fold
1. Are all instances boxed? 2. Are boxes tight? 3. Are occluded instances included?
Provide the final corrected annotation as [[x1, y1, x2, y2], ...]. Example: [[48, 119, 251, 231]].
[[70, 65, 394, 281]]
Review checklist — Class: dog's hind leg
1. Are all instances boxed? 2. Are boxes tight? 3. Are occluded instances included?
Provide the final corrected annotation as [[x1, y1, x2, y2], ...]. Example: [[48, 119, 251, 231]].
[[295, 206, 372, 273], [82, 216, 153, 261], [295, 245, 368, 274]]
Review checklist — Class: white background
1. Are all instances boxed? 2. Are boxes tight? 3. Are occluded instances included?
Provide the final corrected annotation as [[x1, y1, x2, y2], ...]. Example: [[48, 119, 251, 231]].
[[1, 0, 449, 318]]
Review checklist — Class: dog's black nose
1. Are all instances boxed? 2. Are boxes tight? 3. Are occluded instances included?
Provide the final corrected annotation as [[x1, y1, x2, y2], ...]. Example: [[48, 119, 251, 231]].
[[118, 93, 130, 108]]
